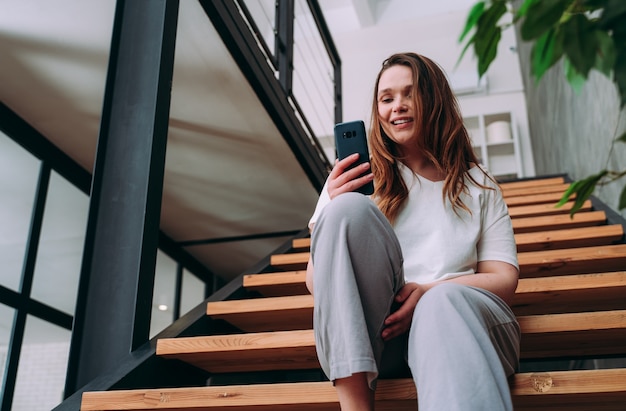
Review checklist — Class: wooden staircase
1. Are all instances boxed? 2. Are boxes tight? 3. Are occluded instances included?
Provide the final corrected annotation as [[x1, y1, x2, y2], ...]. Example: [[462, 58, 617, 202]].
[[81, 176, 626, 410]]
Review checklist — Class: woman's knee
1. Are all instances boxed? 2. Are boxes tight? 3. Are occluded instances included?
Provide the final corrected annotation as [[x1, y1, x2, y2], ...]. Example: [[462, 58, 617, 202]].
[[411, 283, 485, 331], [415, 283, 467, 311], [318, 192, 377, 227], [412, 283, 515, 339]]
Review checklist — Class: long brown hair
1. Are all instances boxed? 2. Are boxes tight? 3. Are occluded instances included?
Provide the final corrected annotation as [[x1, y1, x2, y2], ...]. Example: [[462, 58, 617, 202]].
[[369, 52, 489, 224]]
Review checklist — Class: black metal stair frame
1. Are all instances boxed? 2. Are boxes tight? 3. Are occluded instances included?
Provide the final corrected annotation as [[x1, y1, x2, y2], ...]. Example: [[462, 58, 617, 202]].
[[52, 226, 312, 411], [48, 0, 339, 409]]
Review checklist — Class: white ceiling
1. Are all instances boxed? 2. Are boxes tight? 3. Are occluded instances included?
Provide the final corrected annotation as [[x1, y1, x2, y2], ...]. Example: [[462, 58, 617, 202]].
[[320, 0, 477, 32]]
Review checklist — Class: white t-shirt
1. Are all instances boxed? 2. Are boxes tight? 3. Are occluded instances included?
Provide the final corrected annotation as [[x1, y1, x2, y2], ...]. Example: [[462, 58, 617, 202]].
[[308, 163, 519, 284]]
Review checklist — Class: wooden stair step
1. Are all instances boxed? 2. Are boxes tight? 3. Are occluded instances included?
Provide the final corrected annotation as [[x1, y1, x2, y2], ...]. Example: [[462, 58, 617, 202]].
[[518, 309, 626, 359], [515, 225, 623, 252], [292, 210, 606, 252], [293, 213, 609, 253], [291, 238, 311, 252], [499, 176, 566, 191], [512, 368, 626, 410], [502, 182, 571, 199], [518, 244, 626, 278], [270, 252, 309, 271], [156, 329, 318, 373], [508, 200, 592, 219], [207, 295, 313, 332], [513, 271, 626, 315], [245, 271, 626, 311], [291, 221, 621, 253], [214, 272, 626, 330], [243, 271, 308, 297], [505, 191, 571, 207], [270, 244, 626, 274], [81, 368, 626, 411], [512, 211, 606, 234], [157, 310, 626, 373], [291, 193, 597, 255]]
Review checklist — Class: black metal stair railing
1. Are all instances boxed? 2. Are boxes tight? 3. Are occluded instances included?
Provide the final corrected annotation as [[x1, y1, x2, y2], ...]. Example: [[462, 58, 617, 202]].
[[239, 0, 341, 173], [200, 0, 339, 191]]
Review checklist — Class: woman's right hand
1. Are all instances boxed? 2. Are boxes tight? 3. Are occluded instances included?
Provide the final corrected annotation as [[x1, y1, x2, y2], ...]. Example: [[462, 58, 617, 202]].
[[382, 282, 427, 341], [327, 153, 374, 199]]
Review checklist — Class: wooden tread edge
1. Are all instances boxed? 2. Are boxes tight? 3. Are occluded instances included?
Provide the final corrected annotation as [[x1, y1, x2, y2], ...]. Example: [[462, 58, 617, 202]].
[[289, 225, 624, 255], [211, 272, 626, 330], [515, 224, 623, 252], [499, 177, 566, 191], [518, 244, 626, 277], [243, 271, 308, 297], [245, 271, 626, 298], [508, 200, 592, 218], [156, 310, 626, 372], [81, 368, 626, 411], [511, 211, 606, 233], [270, 244, 626, 276], [505, 191, 571, 207], [502, 182, 570, 199], [291, 221, 621, 252]]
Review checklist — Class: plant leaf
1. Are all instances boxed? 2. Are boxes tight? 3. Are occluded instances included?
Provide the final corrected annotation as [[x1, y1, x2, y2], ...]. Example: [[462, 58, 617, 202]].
[[531, 28, 564, 82], [615, 49, 626, 107], [556, 179, 584, 208], [457, 32, 476, 69], [619, 184, 626, 210], [557, 171, 608, 216], [477, 27, 502, 77], [568, 180, 594, 216], [520, 0, 572, 41], [562, 14, 599, 77], [594, 29, 616, 78], [473, 1, 507, 77], [515, 0, 541, 19], [459, 1, 485, 42], [616, 132, 626, 143], [564, 58, 587, 93], [474, 0, 507, 42]]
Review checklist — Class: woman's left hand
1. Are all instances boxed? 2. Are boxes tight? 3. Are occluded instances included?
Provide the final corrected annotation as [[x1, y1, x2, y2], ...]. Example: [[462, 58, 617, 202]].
[[381, 282, 426, 341]]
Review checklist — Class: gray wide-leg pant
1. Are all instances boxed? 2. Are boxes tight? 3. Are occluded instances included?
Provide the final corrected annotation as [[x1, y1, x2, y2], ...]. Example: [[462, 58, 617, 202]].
[[311, 192, 521, 411]]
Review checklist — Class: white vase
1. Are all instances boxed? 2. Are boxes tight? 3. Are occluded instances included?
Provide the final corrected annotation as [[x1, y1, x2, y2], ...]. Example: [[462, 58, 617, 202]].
[[486, 121, 512, 144]]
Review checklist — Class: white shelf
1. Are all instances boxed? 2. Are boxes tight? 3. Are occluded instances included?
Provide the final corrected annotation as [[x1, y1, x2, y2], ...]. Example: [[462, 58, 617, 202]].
[[464, 111, 523, 179]]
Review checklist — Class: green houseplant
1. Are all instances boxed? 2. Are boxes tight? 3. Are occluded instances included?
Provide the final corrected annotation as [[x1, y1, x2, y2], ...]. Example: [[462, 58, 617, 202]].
[[459, 0, 626, 214]]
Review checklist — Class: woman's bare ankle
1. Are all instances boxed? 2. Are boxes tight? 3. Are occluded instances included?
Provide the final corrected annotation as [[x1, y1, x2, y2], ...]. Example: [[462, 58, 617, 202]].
[[335, 373, 375, 411]]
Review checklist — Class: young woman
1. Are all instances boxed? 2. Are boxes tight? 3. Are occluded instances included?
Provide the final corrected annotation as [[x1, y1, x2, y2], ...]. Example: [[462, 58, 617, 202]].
[[306, 52, 520, 411]]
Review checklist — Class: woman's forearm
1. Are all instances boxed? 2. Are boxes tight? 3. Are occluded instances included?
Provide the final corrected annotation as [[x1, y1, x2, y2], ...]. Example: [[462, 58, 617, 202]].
[[424, 261, 519, 304]]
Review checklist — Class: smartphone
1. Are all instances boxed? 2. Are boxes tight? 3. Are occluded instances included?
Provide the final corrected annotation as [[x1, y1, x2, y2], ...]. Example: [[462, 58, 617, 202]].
[[334, 120, 374, 195]]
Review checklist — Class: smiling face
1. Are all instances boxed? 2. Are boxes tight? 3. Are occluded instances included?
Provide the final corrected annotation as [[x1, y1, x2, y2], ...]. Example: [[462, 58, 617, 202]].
[[376, 64, 418, 151]]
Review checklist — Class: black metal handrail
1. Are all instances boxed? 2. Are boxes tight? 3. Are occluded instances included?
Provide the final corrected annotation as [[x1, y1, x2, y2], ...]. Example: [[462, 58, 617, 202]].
[[233, 0, 340, 177], [238, 0, 279, 70]]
